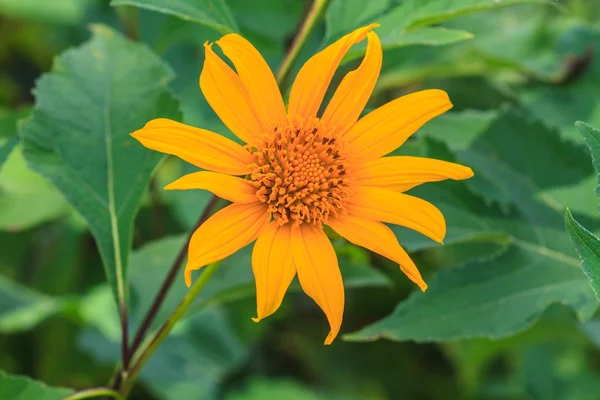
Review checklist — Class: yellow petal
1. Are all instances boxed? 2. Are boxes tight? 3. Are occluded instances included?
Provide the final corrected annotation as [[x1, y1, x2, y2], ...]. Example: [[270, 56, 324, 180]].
[[322, 31, 382, 137], [291, 224, 344, 345], [327, 216, 426, 291], [217, 34, 286, 128], [347, 186, 446, 243], [200, 43, 264, 145], [354, 156, 474, 192], [131, 118, 252, 175], [185, 202, 269, 286], [288, 23, 379, 119], [164, 171, 258, 204], [345, 90, 452, 162], [251, 223, 296, 322]]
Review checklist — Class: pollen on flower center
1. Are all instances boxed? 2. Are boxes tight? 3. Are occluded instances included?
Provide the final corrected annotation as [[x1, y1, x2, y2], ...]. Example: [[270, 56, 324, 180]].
[[248, 115, 349, 226]]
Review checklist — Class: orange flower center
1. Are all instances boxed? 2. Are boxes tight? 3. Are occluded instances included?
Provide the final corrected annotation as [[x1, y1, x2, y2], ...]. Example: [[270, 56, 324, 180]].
[[248, 115, 349, 226]]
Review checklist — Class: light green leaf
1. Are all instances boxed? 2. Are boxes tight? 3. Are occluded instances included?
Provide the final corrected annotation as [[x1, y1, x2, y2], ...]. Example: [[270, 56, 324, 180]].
[[20, 25, 179, 307], [0, 370, 73, 400], [0, 146, 70, 231], [386, 27, 474, 47], [0, 108, 28, 172], [565, 209, 600, 300], [0, 275, 66, 333], [0, 0, 87, 25], [111, 0, 238, 34]]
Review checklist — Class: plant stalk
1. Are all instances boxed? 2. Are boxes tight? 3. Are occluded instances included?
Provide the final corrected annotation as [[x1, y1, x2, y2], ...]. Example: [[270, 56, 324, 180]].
[[119, 261, 222, 398], [275, 0, 330, 87]]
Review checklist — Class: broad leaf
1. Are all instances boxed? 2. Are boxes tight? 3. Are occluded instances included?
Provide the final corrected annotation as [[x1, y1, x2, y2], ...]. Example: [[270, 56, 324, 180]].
[[325, 0, 553, 61], [348, 108, 598, 342], [565, 209, 600, 300], [0, 275, 66, 333], [20, 25, 179, 306], [111, 0, 238, 34], [0, 108, 28, 173], [563, 122, 600, 300], [0, 370, 73, 400]]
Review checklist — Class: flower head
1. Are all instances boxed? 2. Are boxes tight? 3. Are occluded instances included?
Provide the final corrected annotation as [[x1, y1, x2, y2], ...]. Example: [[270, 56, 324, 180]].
[[132, 24, 474, 344]]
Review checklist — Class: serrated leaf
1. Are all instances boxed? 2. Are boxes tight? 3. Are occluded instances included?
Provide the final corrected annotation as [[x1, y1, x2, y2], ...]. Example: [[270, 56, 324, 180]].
[[0, 275, 66, 333], [111, 0, 238, 34], [565, 209, 600, 300], [345, 242, 595, 342], [349, 108, 597, 342], [20, 25, 179, 307], [0, 370, 73, 400]]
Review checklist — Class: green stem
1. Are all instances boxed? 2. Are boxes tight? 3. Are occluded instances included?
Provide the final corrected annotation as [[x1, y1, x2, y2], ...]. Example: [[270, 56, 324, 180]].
[[63, 388, 123, 400], [119, 261, 222, 398], [275, 0, 330, 87]]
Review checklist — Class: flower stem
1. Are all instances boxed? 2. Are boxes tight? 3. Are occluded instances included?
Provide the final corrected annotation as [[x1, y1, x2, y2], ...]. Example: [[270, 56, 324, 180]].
[[119, 261, 222, 398], [63, 387, 123, 400], [275, 0, 330, 87], [111, 195, 220, 392]]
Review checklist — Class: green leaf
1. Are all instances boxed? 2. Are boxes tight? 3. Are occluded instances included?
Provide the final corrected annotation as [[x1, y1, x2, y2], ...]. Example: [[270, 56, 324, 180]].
[[383, 0, 555, 31], [562, 122, 600, 301], [0, 108, 28, 173], [0, 275, 66, 333], [565, 210, 600, 305], [0, 146, 70, 231], [20, 25, 179, 307], [349, 108, 598, 342], [345, 242, 596, 342], [324, 0, 390, 43], [325, 0, 553, 62], [0, 370, 73, 400], [111, 0, 238, 34], [0, 0, 87, 25]]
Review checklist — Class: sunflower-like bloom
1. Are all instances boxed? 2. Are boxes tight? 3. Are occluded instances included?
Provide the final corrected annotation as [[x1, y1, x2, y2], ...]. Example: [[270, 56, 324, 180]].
[[132, 24, 473, 344]]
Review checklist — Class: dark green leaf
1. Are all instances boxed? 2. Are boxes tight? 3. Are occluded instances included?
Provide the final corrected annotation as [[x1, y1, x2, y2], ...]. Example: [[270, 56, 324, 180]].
[[20, 25, 179, 307], [349, 108, 597, 342], [111, 0, 238, 34], [345, 242, 596, 342], [0, 370, 73, 400]]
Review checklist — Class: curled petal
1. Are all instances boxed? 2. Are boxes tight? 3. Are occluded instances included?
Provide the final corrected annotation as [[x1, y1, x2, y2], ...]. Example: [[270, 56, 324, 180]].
[[328, 216, 426, 291], [217, 34, 286, 128], [288, 24, 379, 119], [322, 31, 382, 137], [200, 43, 264, 145]]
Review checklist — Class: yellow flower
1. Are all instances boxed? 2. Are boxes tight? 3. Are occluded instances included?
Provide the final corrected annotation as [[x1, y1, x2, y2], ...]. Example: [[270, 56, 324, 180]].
[[132, 24, 474, 345]]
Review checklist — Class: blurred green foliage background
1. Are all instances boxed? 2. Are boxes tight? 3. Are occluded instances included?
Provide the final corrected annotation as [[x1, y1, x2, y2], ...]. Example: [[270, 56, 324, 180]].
[[2, 0, 600, 399]]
